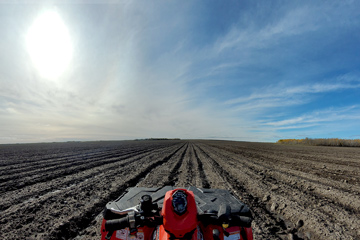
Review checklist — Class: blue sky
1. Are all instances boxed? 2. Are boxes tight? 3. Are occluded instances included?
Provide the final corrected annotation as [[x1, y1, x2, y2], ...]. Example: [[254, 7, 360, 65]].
[[1, 0, 360, 143]]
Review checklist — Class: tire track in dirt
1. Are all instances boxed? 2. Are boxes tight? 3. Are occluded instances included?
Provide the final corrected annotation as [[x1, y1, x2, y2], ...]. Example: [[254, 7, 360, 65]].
[[0, 143, 186, 240], [196, 142, 360, 239]]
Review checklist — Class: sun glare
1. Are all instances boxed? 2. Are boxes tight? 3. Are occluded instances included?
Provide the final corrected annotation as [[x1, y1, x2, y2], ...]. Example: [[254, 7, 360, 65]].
[[26, 10, 73, 80]]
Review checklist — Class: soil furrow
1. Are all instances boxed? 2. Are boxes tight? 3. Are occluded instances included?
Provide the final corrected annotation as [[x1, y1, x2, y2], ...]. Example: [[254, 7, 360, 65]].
[[208, 143, 359, 204], [0, 144, 178, 211], [0, 143, 185, 240], [162, 143, 189, 186], [206, 141, 360, 184], [0, 146, 159, 181], [192, 144, 226, 189], [193, 143, 284, 239], [0, 146, 169, 194], [1, 140, 358, 240], [200, 142, 360, 217], [192, 145, 211, 188], [196, 142, 359, 239], [0, 147, 146, 177], [175, 143, 197, 187], [136, 143, 188, 187], [49, 143, 187, 240]]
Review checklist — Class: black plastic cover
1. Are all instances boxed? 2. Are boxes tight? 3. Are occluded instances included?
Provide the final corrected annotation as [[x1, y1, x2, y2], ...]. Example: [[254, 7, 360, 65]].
[[103, 186, 252, 220]]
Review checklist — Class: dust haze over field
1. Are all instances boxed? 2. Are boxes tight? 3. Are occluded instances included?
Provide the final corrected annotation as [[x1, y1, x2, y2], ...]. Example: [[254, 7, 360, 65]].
[[1, 140, 359, 239]]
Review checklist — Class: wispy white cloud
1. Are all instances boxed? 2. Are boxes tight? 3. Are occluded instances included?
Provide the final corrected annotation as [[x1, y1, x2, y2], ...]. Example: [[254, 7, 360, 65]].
[[216, 1, 359, 54], [215, 6, 318, 54], [225, 79, 360, 110], [254, 105, 360, 141]]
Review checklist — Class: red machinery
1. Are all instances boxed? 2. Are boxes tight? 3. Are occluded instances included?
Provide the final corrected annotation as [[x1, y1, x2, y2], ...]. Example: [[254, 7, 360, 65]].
[[101, 187, 253, 240]]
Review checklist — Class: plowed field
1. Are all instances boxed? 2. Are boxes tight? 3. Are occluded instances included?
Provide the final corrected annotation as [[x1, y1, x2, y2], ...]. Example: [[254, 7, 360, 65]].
[[0, 140, 359, 239]]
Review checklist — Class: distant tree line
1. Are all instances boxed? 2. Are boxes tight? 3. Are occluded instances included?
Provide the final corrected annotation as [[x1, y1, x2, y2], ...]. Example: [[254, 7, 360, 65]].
[[135, 138, 181, 141], [277, 138, 360, 147]]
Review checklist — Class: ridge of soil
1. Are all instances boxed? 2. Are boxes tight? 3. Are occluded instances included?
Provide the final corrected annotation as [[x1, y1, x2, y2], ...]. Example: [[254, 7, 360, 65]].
[[0, 140, 359, 239]]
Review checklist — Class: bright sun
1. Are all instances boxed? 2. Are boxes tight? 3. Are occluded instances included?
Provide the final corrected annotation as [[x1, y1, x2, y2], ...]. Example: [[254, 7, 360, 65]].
[[26, 10, 73, 80]]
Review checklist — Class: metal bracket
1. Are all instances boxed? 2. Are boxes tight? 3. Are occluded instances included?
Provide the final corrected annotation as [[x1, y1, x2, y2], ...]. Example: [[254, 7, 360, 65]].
[[110, 206, 139, 215], [128, 211, 136, 230]]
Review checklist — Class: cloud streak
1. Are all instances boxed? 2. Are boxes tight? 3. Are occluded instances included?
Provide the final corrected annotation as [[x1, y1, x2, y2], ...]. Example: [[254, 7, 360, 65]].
[[265, 106, 360, 128], [225, 78, 360, 113]]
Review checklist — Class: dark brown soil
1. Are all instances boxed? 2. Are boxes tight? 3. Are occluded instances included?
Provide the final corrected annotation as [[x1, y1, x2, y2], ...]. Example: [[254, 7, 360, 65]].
[[0, 140, 359, 239]]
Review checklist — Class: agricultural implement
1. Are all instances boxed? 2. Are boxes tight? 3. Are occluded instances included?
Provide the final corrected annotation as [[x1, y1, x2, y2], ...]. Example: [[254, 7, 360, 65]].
[[101, 186, 253, 240]]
